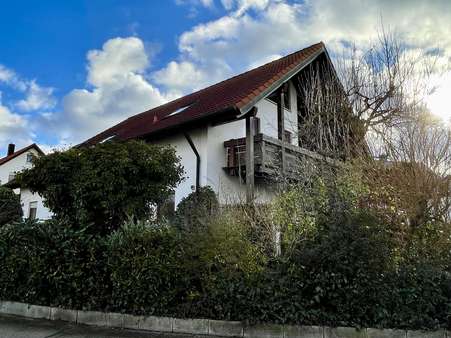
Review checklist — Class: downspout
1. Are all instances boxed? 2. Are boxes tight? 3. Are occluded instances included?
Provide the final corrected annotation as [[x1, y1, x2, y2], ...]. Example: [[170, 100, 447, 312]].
[[184, 132, 200, 192]]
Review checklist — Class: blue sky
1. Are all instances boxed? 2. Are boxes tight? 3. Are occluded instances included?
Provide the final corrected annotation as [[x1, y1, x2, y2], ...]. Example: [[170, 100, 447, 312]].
[[0, 0, 450, 154], [0, 1, 222, 93]]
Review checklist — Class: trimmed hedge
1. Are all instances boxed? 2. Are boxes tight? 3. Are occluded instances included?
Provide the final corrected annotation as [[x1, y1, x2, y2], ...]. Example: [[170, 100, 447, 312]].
[[0, 220, 109, 310], [106, 222, 188, 315], [0, 217, 449, 330]]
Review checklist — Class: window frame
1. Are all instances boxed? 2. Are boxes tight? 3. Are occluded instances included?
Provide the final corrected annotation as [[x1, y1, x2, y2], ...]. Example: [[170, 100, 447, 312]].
[[26, 153, 33, 163], [29, 201, 38, 220]]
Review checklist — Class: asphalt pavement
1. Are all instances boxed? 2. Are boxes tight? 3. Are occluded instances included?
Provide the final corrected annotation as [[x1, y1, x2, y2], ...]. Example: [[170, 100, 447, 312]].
[[0, 315, 216, 338]]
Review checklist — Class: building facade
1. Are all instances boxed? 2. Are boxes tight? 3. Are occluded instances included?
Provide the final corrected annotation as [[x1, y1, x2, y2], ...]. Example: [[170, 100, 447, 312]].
[[0, 144, 52, 220], [84, 42, 342, 208]]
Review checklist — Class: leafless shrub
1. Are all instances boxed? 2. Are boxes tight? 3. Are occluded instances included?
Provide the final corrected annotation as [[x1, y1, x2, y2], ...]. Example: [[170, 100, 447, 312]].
[[370, 112, 450, 225], [294, 28, 440, 160]]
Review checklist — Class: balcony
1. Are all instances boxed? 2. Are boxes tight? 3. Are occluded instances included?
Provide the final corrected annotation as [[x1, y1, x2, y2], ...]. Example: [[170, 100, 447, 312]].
[[224, 133, 337, 179]]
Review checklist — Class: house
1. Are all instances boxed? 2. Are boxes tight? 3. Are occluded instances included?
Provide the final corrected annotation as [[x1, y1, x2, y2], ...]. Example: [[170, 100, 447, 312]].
[[83, 42, 347, 208], [0, 143, 52, 220]]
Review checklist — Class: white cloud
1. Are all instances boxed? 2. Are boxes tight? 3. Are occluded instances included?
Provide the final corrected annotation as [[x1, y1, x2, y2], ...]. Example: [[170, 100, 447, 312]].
[[220, 0, 233, 10], [42, 37, 171, 145], [154, 0, 451, 106], [166, 2, 309, 90], [247, 53, 282, 70], [86, 37, 149, 87], [0, 65, 55, 150], [0, 93, 32, 150], [176, 0, 215, 9], [153, 61, 207, 92], [0, 65, 17, 84], [222, 0, 271, 16], [16, 80, 56, 112], [300, 0, 451, 51], [152, 59, 231, 93], [4, 0, 451, 150], [0, 64, 56, 112], [0, 64, 27, 91], [200, 0, 214, 7]]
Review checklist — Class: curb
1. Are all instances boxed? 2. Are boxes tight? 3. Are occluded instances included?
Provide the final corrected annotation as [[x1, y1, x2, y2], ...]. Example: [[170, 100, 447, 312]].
[[0, 301, 448, 338]]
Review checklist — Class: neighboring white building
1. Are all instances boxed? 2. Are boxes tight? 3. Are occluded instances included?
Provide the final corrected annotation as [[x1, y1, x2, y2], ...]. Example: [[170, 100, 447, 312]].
[[0, 143, 52, 221], [83, 42, 342, 208]]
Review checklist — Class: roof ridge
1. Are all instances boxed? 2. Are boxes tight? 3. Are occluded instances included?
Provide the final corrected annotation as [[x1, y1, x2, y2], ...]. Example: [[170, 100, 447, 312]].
[[0, 143, 44, 166], [82, 42, 328, 146], [129, 42, 324, 120], [190, 42, 324, 95]]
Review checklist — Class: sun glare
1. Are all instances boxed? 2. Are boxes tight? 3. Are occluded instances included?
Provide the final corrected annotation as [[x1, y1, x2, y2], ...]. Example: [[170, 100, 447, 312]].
[[426, 72, 451, 124]]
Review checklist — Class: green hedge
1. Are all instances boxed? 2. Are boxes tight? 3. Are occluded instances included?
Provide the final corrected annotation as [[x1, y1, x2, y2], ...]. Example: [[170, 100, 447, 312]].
[[0, 186, 22, 226], [0, 220, 109, 310], [106, 222, 188, 315], [0, 217, 449, 330]]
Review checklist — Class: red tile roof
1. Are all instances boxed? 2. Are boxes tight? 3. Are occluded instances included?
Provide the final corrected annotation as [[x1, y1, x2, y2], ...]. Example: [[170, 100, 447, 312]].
[[83, 42, 326, 145], [0, 144, 45, 166]]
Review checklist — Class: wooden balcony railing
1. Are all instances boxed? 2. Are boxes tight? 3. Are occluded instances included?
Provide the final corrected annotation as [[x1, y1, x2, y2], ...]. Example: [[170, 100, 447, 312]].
[[224, 133, 338, 179]]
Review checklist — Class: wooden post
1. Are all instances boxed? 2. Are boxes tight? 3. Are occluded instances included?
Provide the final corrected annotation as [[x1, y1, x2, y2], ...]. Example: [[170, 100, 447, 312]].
[[277, 85, 287, 175], [273, 224, 281, 256], [246, 111, 256, 204]]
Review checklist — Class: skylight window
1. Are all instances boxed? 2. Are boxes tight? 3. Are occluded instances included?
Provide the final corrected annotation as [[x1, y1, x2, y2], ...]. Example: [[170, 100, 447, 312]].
[[165, 104, 191, 118], [100, 135, 116, 143]]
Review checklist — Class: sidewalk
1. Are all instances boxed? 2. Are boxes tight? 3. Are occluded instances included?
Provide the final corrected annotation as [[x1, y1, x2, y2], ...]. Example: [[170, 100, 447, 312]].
[[0, 315, 215, 338]]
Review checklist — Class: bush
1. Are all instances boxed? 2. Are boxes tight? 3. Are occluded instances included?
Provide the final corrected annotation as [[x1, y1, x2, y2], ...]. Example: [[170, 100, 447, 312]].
[[280, 211, 398, 327], [175, 186, 219, 230], [271, 163, 368, 257], [0, 166, 449, 330], [187, 210, 265, 276], [0, 186, 22, 226], [106, 221, 187, 315], [17, 140, 184, 234], [0, 220, 109, 309]]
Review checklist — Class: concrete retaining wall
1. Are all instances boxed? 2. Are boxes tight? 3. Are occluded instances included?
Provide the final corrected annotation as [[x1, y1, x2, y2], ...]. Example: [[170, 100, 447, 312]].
[[0, 300, 448, 337]]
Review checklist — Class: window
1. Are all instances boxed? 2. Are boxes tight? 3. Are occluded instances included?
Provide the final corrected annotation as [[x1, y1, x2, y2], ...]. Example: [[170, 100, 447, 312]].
[[100, 135, 116, 143], [26, 153, 33, 163], [165, 103, 193, 118], [29, 201, 38, 220], [267, 87, 291, 110]]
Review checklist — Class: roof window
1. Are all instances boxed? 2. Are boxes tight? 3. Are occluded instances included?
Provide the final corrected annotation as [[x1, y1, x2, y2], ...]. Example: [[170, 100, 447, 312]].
[[100, 135, 116, 143], [165, 104, 192, 119]]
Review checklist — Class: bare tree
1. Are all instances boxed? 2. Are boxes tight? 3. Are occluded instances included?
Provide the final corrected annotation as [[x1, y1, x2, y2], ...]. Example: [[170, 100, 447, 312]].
[[294, 59, 356, 159], [377, 112, 450, 225], [338, 30, 437, 131], [294, 28, 440, 159]]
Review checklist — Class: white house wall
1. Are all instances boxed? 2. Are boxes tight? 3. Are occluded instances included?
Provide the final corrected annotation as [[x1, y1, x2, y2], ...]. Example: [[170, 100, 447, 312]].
[[206, 119, 246, 204], [255, 81, 298, 146], [0, 149, 39, 185], [153, 127, 208, 206], [20, 188, 52, 220], [152, 81, 299, 208], [285, 81, 299, 146], [205, 119, 276, 205], [0, 148, 52, 221], [206, 81, 298, 205]]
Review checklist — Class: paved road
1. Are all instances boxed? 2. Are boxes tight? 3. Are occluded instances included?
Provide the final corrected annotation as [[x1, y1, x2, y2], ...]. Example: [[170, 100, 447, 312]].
[[0, 315, 216, 338]]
